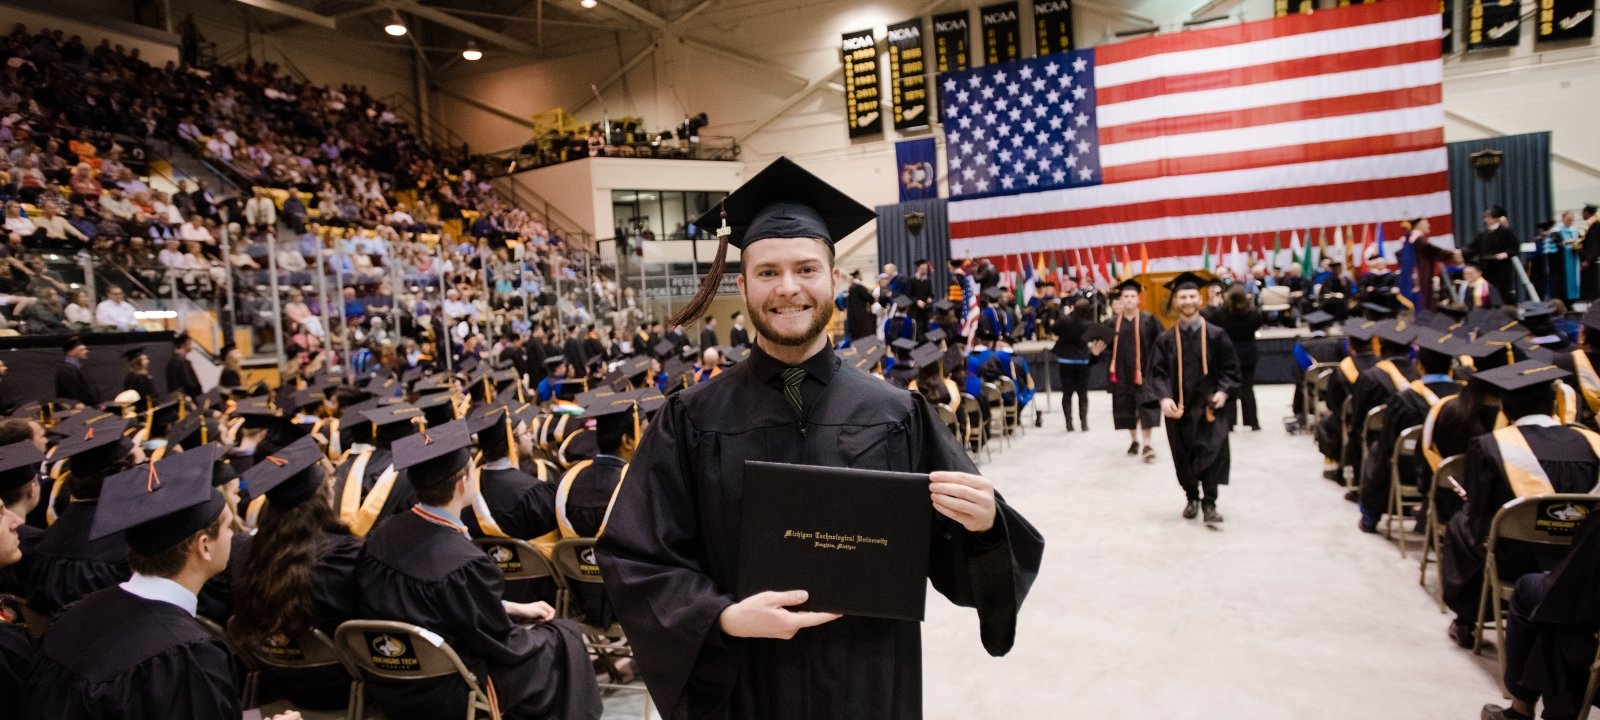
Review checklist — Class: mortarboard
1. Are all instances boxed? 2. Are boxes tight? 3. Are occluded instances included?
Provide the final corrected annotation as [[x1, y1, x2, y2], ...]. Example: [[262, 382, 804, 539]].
[[47, 409, 121, 439], [201, 444, 237, 488], [890, 337, 917, 355], [583, 396, 638, 440], [1580, 304, 1600, 335], [1413, 327, 1462, 359], [925, 328, 948, 343], [544, 355, 568, 369], [893, 295, 913, 311], [62, 336, 85, 352], [121, 348, 147, 362], [553, 379, 587, 402], [1360, 303, 1396, 320], [392, 420, 472, 486], [1525, 346, 1563, 365], [415, 392, 457, 427], [575, 388, 622, 408], [54, 416, 134, 476], [613, 356, 651, 382], [1342, 320, 1380, 342], [401, 367, 423, 385], [413, 373, 456, 395], [1471, 360, 1570, 393], [1163, 272, 1207, 293], [725, 346, 751, 364], [364, 375, 400, 397], [363, 404, 423, 443], [1374, 319, 1418, 347], [653, 340, 675, 359], [931, 299, 954, 313], [234, 397, 283, 429], [1303, 310, 1336, 328], [241, 435, 325, 510], [90, 446, 225, 555], [1456, 338, 1507, 361], [165, 412, 210, 450], [631, 388, 667, 417], [981, 286, 1003, 301], [1113, 279, 1143, 295], [0, 440, 43, 494], [911, 342, 944, 370]]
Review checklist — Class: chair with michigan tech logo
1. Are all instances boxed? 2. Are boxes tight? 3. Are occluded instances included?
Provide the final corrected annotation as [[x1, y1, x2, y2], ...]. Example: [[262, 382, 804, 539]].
[[1420, 454, 1468, 612], [472, 536, 568, 615], [550, 537, 653, 718], [227, 616, 362, 719], [1472, 494, 1600, 695], [1386, 424, 1425, 557], [334, 620, 495, 720]]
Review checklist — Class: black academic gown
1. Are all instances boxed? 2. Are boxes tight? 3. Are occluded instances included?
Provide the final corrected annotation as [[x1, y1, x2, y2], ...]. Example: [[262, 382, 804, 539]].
[[463, 464, 561, 604], [329, 446, 417, 531], [1519, 514, 1600, 719], [1349, 356, 1418, 492], [53, 362, 97, 406], [1358, 378, 1460, 518], [1315, 350, 1377, 463], [700, 327, 720, 350], [27, 502, 130, 617], [0, 523, 43, 596], [1441, 424, 1600, 622], [1290, 334, 1342, 419], [165, 356, 202, 399], [1103, 312, 1164, 431], [196, 534, 252, 624], [563, 454, 626, 627], [1470, 225, 1521, 303], [729, 325, 751, 348], [122, 373, 156, 405], [23, 587, 240, 719], [595, 344, 1044, 720], [0, 619, 27, 713], [235, 533, 361, 710], [356, 511, 601, 720], [1142, 321, 1241, 497], [846, 283, 877, 341]]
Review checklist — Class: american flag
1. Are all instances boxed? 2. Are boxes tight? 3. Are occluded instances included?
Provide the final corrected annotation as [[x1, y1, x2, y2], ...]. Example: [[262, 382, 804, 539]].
[[945, 0, 1451, 272]]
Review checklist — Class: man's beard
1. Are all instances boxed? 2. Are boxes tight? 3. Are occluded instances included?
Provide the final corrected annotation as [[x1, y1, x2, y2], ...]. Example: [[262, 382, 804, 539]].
[[748, 300, 834, 347]]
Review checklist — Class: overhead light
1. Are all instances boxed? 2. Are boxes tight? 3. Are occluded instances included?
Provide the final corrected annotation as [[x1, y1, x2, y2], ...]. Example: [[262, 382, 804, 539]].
[[580, 0, 597, 8], [462, 41, 482, 61], [384, 10, 407, 36]]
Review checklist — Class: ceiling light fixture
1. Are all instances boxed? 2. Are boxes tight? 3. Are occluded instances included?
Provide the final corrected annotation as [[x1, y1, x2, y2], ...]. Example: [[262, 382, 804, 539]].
[[580, 0, 597, 8], [384, 10, 407, 36], [462, 41, 483, 61]]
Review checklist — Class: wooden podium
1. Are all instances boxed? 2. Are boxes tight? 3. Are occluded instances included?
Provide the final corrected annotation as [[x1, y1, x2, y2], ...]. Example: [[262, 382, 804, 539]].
[[1129, 269, 1214, 328]]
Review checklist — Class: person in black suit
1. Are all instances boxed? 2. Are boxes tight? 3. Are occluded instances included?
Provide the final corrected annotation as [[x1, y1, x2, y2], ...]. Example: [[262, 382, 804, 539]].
[[53, 336, 98, 405], [728, 311, 750, 348], [1050, 298, 1094, 431], [1467, 205, 1521, 305], [907, 259, 936, 335], [699, 315, 719, 350], [165, 334, 202, 399]]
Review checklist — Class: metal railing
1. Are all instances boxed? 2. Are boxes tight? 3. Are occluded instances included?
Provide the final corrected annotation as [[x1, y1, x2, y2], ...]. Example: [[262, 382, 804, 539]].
[[479, 135, 740, 179]]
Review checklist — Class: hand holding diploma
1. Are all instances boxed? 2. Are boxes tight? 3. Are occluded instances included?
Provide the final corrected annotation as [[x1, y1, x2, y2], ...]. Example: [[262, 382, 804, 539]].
[[719, 590, 842, 639], [929, 471, 997, 533]]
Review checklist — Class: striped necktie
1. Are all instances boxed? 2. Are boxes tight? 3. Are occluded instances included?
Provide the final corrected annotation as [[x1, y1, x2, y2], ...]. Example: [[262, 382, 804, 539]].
[[781, 367, 807, 418]]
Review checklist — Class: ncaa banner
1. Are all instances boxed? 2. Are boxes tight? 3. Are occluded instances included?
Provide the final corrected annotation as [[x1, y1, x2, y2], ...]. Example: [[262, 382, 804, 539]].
[[896, 138, 938, 202]]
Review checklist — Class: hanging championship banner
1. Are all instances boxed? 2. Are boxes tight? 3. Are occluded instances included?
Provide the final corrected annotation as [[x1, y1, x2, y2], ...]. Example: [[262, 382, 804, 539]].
[[1468, 0, 1521, 50], [1033, 0, 1074, 55], [932, 10, 970, 123], [887, 19, 929, 132], [841, 29, 883, 138], [1443, 0, 1455, 53], [980, 2, 1021, 65], [1275, 0, 1316, 16], [1538, 0, 1595, 42]]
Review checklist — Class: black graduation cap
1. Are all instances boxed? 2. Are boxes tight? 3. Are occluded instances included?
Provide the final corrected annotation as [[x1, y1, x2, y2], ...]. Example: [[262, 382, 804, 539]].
[[1423, 312, 1462, 331], [1581, 305, 1600, 335], [1457, 338, 1508, 361], [90, 446, 226, 555], [414, 392, 456, 427], [574, 388, 622, 408], [1163, 272, 1207, 293], [400, 367, 423, 385], [911, 342, 944, 370], [1466, 308, 1516, 335], [981, 286, 1003, 302], [1374, 319, 1418, 347], [627, 388, 667, 417], [926, 328, 948, 344], [200, 386, 228, 411], [364, 375, 400, 397], [286, 387, 327, 414], [55, 416, 134, 476], [662, 357, 692, 387], [1519, 302, 1556, 321], [62, 336, 85, 352], [690, 157, 876, 251], [200, 443, 237, 488], [890, 337, 917, 356], [1303, 310, 1336, 328], [553, 379, 587, 402], [121, 347, 147, 362], [363, 404, 423, 443], [48, 409, 121, 439], [1526, 346, 1562, 365], [612, 356, 650, 382], [1471, 360, 1570, 394], [1412, 327, 1460, 359], [653, 340, 675, 359], [166, 412, 207, 450], [491, 368, 520, 388], [392, 420, 472, 487], [892, 295, 913, 311], [1480, 328, 1531, 346], [931, 299, 954, 313], [234, 398, 283, 430], [241, 435, 325, 510], [1113, 279, 1143, 295], [544, 355, 568, 369], [1360, 302, 1396, 320], [467, 403, 514, 446], [725, 346, 751, 364], [0, 440, 43, 494], [1342, 320, 1380, 342], [413, 373, 456, 395]]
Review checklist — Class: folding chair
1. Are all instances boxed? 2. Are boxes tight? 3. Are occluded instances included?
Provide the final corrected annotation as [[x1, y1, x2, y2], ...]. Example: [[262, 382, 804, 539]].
[[1306, 363, 1338, 424], [1473, 494, 1600, 697], [997, 376, 1021, 439], [334, 620, 493, 720], [980, 383, 1007, 448], [549, 538, 653, 719], [934, 403, 959, 438], [1386, 424, 1424, 557], [1581, 635, 1600, 720], [1355, 404, 1386, 490], [960, 393, 990, 464], [473, 536, 568, 616], [0, 592, 48, 639], [227, 617, 361, 719], [1420, 454, 1466, 611]]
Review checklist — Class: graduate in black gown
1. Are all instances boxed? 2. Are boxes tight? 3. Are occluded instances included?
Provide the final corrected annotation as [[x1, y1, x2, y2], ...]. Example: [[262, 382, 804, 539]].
[[463, 404, 560, 604], [330, 404, 421, 538], [231, 435, 362, 710], [119, 349, 157, 407], [0, 473, 31, 710], [1315, 317, 1382, 474], [53, 337, 98, 407], [1357, 326, 1462, 532], [354, 420, 601, 720], [24, 447, 253, 720], [1289, 310, 1343, 427], [1348, 319, 1421, 504], [27, 416, 142, 617], [164, 334, 203, 400], [1467, 206, 1522, 306], [595, 158, 1044, 720], [1092, 280, 1164, 462], [556, 394, 643, 628], [0, 438, 44, 598], [1439, 361, 1600, 647], [1142, 273, 1241, 523]]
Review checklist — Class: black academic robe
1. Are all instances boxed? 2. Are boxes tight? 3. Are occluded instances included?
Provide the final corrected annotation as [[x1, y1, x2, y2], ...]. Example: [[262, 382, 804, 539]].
[[1520, 514, 1600, 719], [1142, 321, 1241, 490], [1358, 271, 1401, 312], [217, 368, 241, 390], [1441, 424, 1600, 621], [122, 373, 156, 405], [235, 533, 362, 710], [1103, 312, 1164, 430], [23, 587, 240, 719], [700, 327, 720, 350], [165, 356, 202, 399], [355, 511, 601, 720], [0, 620, 27, 713], [729, 325, 751, 348], [1358, 378, 1460, 518], [196, 534, 251, 625], [329, 446, 417, 531], [464, 465, 561, 604], [1349, 356, 1418, 491], [846, 283, 877, 341], [53, 362, 97, 406], [562, 338, 588, 374], [563, 455, 625, 627], [1290, 334, 1343, 418], [595, 345, 1044, 720], [1467, 225, 1520, 303], [1315, 350, 1377, 463], [27, 502, 130, 617], [0, 523, 43, 596]]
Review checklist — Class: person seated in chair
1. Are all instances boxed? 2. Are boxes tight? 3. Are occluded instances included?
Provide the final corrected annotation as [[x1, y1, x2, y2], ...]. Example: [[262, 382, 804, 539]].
[[354, 421, 601, 720], [463, 404, 560, 604], [1440, 361, 1600, 649]]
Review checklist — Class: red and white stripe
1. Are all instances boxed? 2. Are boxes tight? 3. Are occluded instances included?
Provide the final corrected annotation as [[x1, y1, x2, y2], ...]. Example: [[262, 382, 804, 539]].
[[949, 0, 1452, 270]]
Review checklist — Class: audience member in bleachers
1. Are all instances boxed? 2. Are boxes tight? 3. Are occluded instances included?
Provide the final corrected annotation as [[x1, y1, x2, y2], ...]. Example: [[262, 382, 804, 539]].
[[94, 284, 138, 331]]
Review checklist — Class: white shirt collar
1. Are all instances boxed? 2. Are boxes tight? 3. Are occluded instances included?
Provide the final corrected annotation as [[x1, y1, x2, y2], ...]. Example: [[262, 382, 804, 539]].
[[1514, 414, 1561, 428], [483, 457, 515, 470], [120, 572, 198, 617]]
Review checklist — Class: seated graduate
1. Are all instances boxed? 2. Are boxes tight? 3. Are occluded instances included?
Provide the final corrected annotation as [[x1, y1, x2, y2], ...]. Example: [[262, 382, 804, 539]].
[[1348, 317, 1418, 498], [463, 403, 561, 604], [330, 404, 422, 538], [886, 338, 918, 388], [27, 416, 143, 617], [0, 458, 32, 707], [1481, 514, 1600, 720], [0, 434, 44, 597], [1314, 313, 1384, 476], [231, 435, 362, 711], [1357, 326, 1468, 533], [353, 420, 602, 720], [1289, 310, 1342, 426], [23, 448, 295, 720], [536, 357, 570, 402], [1440, 361, 1600, 649], [557, 394, 648, 628]]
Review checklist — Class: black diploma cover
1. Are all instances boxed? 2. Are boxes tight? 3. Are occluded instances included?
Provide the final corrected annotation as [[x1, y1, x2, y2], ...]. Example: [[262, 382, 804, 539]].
[[738, 460, 932, 621]]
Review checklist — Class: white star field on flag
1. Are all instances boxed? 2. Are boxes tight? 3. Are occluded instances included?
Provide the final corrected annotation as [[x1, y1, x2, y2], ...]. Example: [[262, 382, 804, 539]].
[[941, 50, 1101, 199]]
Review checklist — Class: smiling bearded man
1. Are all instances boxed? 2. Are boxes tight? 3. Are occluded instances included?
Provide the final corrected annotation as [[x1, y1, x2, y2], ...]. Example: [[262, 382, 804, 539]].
[[595, 157, 1044, 720]]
